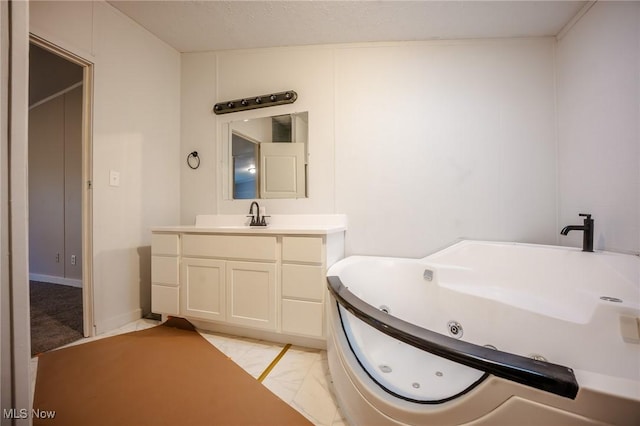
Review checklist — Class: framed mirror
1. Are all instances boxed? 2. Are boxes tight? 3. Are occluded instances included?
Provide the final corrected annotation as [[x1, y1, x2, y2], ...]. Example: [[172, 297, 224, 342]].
[[228, 112, 308, 199]]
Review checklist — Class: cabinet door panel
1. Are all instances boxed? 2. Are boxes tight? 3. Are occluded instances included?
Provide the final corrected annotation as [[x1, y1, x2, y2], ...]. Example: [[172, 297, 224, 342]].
[[227, 261, 276, 330], [181, 258, 226, 321]]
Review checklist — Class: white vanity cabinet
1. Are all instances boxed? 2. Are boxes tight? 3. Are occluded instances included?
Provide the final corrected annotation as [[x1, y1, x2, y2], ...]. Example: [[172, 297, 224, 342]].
[[151, 233, 180, 315], [150, 220, 345, 347]]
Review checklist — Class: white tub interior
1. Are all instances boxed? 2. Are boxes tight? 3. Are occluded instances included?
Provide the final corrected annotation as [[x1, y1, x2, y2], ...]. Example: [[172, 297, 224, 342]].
[[328, 240, 640, 404], [422, 241, 639, 324], [339, 305, 487, 402]]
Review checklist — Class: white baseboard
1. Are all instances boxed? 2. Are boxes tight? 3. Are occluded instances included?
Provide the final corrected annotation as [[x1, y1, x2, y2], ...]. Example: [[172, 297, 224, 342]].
[[95, 308, 142, 335], [30, 273, 82, 288]]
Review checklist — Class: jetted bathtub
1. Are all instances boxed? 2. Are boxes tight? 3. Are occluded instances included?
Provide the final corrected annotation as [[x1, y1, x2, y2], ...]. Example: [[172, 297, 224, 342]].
[[326, 240, 640, 425]]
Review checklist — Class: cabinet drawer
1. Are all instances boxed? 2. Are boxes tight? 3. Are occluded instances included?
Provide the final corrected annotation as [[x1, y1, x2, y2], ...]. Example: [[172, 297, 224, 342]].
[[152, 233, 179, 256], [282, 264, 324, 301], [152, 256, 179, 286], [281, 299, 323, 337], [152, 284, 179, 315], [182, 234, 277, 261], [282, 237, 324, 263]]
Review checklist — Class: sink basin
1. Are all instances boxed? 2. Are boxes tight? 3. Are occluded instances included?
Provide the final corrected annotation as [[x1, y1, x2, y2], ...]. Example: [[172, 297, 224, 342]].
[[194, 215, 250, 228]]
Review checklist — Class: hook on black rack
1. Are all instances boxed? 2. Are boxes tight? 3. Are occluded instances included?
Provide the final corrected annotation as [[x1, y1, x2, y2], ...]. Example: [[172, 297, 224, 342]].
[[187, 151, 200, 169]]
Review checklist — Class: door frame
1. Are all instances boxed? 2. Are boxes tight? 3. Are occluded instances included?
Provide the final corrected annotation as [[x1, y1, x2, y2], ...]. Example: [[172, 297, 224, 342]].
[[29, 34, 95, 337]]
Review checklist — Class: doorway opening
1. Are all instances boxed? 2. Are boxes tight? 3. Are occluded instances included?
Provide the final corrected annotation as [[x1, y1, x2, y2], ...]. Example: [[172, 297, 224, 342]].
[[28, 36, 93, 355]]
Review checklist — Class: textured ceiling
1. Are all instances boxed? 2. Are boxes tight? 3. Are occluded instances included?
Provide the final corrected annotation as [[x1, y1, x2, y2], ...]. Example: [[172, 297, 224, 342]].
[[108, 1, 588, 53]]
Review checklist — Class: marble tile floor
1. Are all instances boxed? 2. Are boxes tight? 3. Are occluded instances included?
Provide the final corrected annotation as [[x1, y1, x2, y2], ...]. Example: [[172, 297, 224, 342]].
[[30, 318, 349, 426]]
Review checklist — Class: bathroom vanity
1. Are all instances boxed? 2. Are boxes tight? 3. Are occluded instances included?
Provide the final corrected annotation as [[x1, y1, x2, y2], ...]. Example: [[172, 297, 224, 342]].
[[150, 214, 346, 348]]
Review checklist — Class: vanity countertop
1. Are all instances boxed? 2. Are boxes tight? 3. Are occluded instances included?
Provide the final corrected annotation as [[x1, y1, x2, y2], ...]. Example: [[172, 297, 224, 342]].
[[151, 214, 347, 235], [150, 225, 346, 235]]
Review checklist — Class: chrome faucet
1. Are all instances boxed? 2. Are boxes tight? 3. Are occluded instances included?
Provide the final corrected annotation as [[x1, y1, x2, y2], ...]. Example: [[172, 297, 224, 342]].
[[247, 201, 268, 226], [560, 213, 594, 252]]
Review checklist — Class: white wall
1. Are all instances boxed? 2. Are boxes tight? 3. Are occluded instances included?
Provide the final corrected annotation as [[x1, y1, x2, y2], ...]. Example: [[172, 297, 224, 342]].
[[181, 39, 557, 257], [181, 47, 337, 222], [557, 1, 640, 254], [180, 52, 217, 222], [335, 39, 557, 257], [30, 1, 181, 333]]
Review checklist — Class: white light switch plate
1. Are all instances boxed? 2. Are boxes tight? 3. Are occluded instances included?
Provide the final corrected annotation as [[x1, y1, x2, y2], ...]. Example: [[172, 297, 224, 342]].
[[109, 170, 120, 187]]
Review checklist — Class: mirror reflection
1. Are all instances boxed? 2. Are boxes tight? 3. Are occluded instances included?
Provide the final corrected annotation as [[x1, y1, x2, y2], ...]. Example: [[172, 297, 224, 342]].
[[230, 112, 308, 199]]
